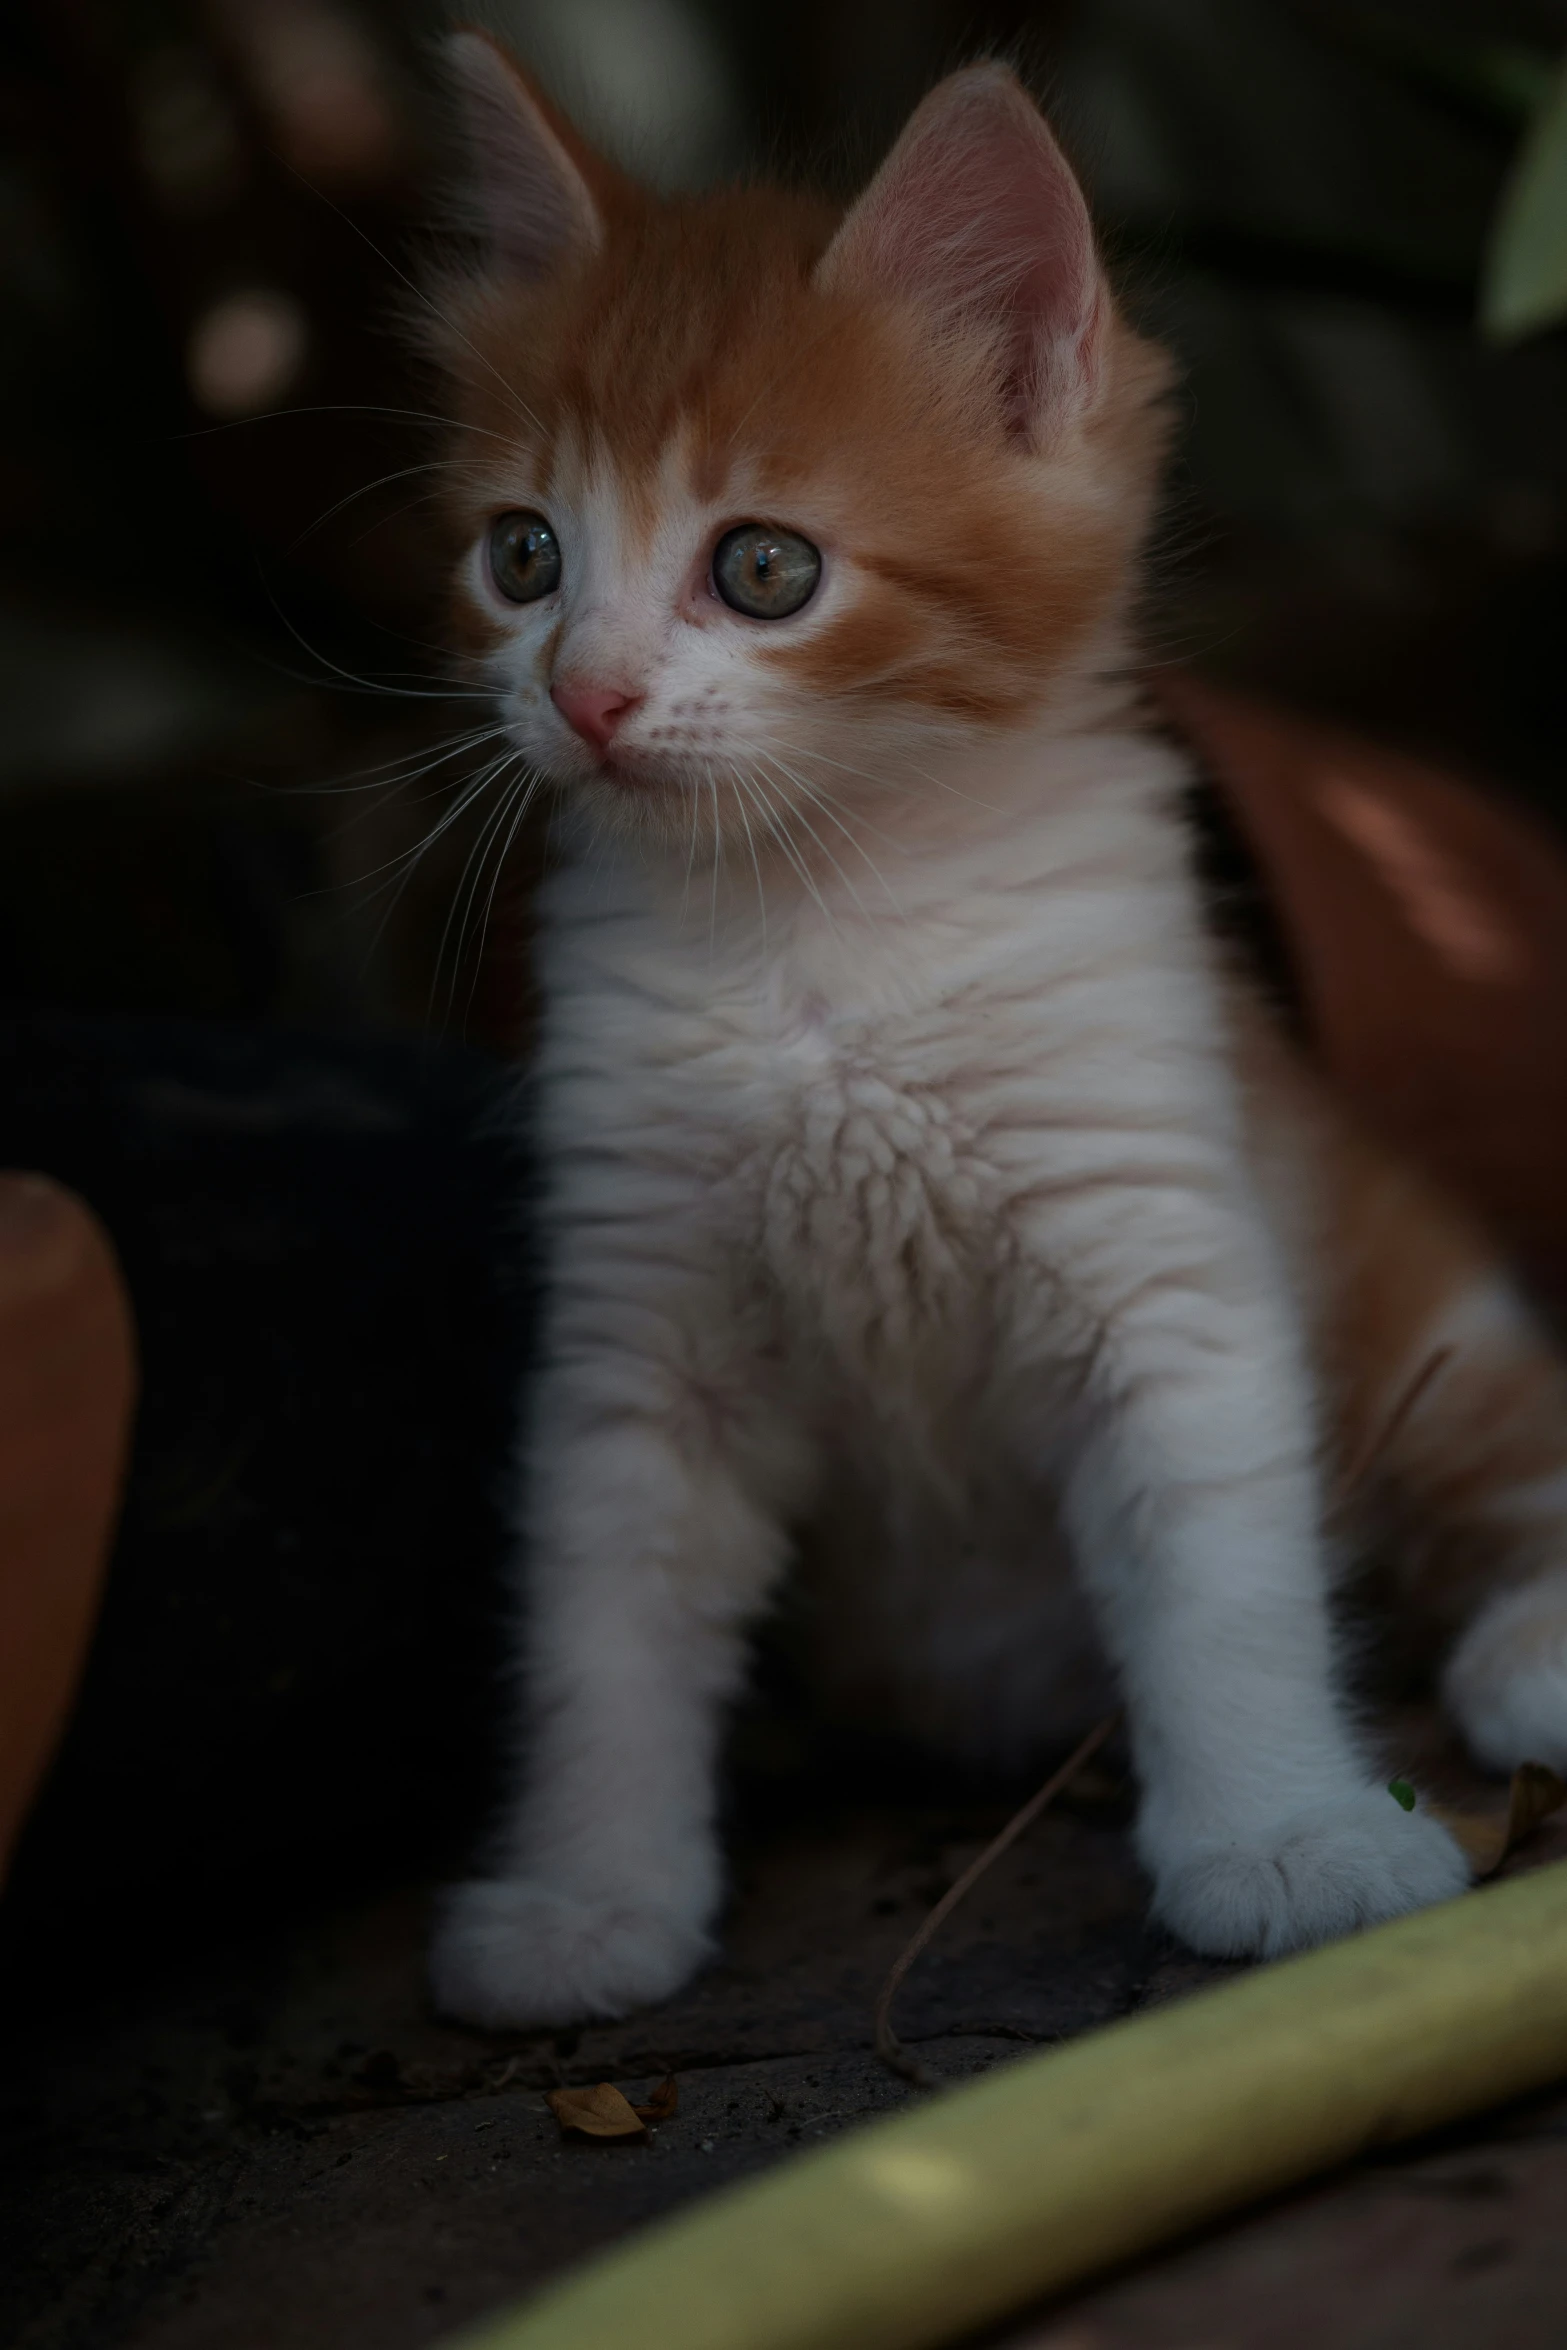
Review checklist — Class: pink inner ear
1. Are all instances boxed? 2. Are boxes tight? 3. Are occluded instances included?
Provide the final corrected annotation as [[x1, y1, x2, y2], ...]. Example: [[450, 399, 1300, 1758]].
[[447, 31, 600, 280], [819, 70, 1104, 441]]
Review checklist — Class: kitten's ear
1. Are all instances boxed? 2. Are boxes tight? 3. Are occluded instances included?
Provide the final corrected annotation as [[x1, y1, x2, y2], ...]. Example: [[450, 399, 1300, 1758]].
[[816, 66, 1105, 444], [445, 29, 603, 278]]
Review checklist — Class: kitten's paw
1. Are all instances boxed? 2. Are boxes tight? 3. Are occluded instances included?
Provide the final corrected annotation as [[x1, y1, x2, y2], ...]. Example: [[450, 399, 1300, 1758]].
[[1149, 1790, 1470, 1960], [1445, 1572, 1567, 1774], [429, 1879, 712, 2029]]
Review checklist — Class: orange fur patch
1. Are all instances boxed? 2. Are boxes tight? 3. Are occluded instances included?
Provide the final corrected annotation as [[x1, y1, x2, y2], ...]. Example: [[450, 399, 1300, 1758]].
[[1242, 1008, 1567, 1635]]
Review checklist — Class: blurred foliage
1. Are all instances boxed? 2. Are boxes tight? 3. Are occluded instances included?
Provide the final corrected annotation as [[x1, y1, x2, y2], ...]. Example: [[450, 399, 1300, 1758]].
[[0, 0, 1564, 1043], [1484, 52, 1567, 337]]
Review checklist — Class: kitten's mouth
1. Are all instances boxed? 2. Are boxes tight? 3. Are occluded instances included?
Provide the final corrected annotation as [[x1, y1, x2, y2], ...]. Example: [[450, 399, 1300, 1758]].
[[588, 746, 680, 795], [555, 733, 708, 799]]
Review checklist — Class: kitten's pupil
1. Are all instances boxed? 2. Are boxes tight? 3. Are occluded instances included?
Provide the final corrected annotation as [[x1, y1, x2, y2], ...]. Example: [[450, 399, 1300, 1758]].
[[713, 523, 820, 620], [490, 509, 561, 604]]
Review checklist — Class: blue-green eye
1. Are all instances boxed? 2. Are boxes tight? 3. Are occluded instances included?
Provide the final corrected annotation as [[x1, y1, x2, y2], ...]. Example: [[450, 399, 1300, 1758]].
[[712, 523, 820, 619], [489, 509, 561, 603]]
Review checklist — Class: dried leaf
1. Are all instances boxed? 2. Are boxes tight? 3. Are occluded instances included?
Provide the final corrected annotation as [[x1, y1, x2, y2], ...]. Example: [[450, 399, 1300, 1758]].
[[1431, 1761, 1567, 1879], [546, 2082, 648, 2139], [632, 2075, 678, 2125]]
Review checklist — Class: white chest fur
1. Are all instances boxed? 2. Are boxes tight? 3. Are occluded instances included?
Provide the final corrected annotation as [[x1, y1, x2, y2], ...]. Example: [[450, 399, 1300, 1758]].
[[533, 750, 1234, 1420], [756, 1047, 998, 1387]]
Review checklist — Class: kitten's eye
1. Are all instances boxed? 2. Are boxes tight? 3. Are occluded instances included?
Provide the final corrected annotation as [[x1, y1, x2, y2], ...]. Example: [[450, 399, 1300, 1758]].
[[488, 509, 562, 604], [712, 523, 820, 620]]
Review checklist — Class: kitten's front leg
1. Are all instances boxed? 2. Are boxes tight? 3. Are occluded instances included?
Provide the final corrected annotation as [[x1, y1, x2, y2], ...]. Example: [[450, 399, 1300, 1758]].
[[1039, 1195, 1469, 1959], [431, 1318, 799, 2029]]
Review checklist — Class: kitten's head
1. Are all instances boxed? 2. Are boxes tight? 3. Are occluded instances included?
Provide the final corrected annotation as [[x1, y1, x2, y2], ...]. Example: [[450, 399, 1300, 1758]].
[[433, 36, 1172, 859]]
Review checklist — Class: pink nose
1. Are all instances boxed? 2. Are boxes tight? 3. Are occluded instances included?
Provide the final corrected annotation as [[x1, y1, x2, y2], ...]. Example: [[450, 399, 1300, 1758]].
[[551, 680, 639, 754]]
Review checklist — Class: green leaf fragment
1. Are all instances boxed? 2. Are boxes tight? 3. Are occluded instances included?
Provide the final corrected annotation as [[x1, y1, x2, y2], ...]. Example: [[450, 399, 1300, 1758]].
[[1389, 1778, 1418, 1812], [1481, 52, 1567, 340]]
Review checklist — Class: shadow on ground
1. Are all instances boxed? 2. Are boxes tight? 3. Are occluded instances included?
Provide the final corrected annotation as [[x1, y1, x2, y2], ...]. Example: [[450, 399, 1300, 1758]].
[[4, 1754, 1566, 2350]]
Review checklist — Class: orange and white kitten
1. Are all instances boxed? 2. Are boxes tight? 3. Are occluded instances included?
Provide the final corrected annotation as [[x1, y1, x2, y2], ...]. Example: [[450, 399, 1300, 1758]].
[[427, 37, 1567, 2026]]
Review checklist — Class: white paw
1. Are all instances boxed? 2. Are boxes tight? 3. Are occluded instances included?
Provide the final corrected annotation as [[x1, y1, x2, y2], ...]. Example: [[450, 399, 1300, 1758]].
[[1445, 1573, 1567, 1774], [1149, 1789, 1471, 1960], [429, 1878, 712, 2029]]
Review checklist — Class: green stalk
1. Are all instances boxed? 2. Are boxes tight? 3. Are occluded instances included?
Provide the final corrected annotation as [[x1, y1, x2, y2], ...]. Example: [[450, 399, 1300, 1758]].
[[448, 1862, 1567, 2350]]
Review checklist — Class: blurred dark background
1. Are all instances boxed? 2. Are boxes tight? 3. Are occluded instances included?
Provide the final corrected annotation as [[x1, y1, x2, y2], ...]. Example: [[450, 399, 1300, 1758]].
[[4, 0, 1567, 1942]]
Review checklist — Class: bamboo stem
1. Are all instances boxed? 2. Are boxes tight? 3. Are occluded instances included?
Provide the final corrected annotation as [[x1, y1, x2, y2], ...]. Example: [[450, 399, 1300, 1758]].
[[445, 1861, 1567, 2350]]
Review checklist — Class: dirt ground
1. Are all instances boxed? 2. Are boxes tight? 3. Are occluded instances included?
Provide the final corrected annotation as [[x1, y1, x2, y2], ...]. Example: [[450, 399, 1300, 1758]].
[[4, 1722, 1567, 2350]]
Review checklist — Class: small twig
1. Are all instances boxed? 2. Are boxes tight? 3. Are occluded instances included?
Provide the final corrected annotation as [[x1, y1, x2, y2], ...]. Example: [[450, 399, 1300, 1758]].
[[1331, 1345, 1454, 1514], [873, 1711, 1123, 2090]]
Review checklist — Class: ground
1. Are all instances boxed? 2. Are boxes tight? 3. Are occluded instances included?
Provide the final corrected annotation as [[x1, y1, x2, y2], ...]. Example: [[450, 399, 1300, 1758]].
[[4, 1721, 1566, 2350]]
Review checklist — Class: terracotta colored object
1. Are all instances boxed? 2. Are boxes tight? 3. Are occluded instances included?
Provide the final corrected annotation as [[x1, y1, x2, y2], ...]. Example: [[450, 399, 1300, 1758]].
[[0, 1174, 137, 1884], [1167, 678, 1567, 1311]]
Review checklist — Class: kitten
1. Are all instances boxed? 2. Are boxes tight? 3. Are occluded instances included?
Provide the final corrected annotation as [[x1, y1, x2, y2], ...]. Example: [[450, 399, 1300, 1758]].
[[425, 36, 1567, 2027]]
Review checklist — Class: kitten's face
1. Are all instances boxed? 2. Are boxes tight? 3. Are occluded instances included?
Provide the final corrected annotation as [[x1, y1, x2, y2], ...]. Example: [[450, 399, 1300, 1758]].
[[438, 52, 1170, 864]]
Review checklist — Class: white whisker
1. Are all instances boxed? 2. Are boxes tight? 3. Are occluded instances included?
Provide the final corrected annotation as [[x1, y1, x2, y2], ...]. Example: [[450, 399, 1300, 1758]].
[[462, 765, 545, 1029], [346, 748, 515, 898], [350, 751, 518, 977], [739, 766, 841, 940], [284, 722, 513, 802], [280, 162, 545, 440], [771, 736, 1004, 816], [260, 592, 494, 704], [433, 754, 533, 1022], [724, 759, 769, 952], [706, 770, 723, 958], [176, 401, 523, 448], [756, 750, 901, 921], [289, 456, 488, 552], [680, 767, 702, 922]]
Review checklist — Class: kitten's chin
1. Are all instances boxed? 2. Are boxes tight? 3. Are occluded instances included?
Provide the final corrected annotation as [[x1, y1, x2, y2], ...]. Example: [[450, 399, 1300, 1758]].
[[561, 760, 704, 851], [597, 750, 657, 790], [581, 750, 697, 802], [546, 741, 662, 794]]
